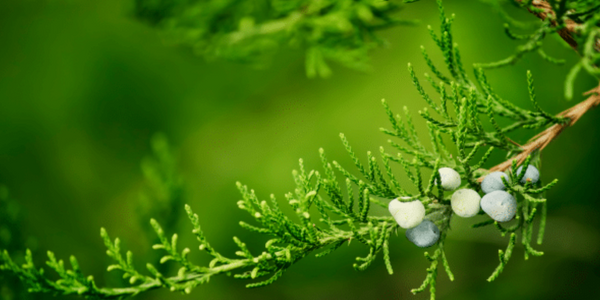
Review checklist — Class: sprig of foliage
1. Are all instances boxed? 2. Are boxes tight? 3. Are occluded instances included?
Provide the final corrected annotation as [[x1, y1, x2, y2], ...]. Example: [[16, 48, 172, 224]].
[[136, 133, 185, 273], [137, 133, 184, 233], [0, 186, 39, 300], [133, 0, 416, 77], [480, 0, 600, 100]]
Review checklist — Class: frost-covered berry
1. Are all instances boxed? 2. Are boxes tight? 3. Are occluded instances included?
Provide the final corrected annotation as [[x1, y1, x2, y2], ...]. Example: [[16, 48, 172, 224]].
[[388, 198, 425, 229], [481, 171, 510, 194], [480, 191, 517, 222], [405, 220, 440, 248], [451, 189, 481, 218], [516, 165, 540, 184], [438, 167, 461, 191]]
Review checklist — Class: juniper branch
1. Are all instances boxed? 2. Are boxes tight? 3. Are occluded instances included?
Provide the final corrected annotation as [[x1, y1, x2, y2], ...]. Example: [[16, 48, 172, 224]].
[[1, 1, 586, 299], [133, 0, 416, 77], [484, 83, 600, 174], [515, 0, 578, 50]]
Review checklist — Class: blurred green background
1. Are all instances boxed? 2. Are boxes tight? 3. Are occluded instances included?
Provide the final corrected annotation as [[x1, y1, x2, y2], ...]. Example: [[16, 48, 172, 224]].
[[1, 1, 599, 299]]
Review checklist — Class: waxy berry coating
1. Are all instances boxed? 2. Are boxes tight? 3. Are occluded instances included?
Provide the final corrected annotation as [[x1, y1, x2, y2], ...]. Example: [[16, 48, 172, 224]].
[[451, 189, 481, 218], [516, 165, 540, 184], [481, 191, 517, 222], [481, 171, 510, 194], [388, 198, 425, 229], [405, 220, 440, 248], [438, 167, 461, 191]]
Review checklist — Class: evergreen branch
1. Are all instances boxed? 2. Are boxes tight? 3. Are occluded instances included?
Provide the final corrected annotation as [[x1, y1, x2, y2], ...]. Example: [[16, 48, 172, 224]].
[[475, 23, 549, 70], [421, 46, 451, 84], [515, 0, 579, 50], [380, 147, 407, 196], [1, 2, 578, 299], [537, 48, 565, 65], [136, 133, 185, 277], [565, 62, 583, 100], [134, 0, 414, 77], [485, 83, 600, 174], [438, 240, 454, 281], [504, 23, 535, 40], [494, 220, 520, 236], [339, 133, 370, 181], [472, 219, 495, 228], [409, 63, 444, 115], [481, 0, 538, 29], [0, 186, 33, 299], [1, 200, 397, 299], [537, 202, 547, 245], [526, 70, 566, 124], [411, 249, 440, 298], [487, 233, 517, 282], [474, 68, 530, 120]]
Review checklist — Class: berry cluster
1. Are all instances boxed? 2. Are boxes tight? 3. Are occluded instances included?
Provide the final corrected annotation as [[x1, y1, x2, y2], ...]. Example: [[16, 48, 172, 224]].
[[388, 165, 540, 248]]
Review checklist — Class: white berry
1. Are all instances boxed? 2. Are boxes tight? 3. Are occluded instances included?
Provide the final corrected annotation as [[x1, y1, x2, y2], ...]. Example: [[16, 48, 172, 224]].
[[388, 198, 425, 229], [481, 171, 510, 194], [516, 165, 540, 184], [438, 167, 461, 190], [481, 190, 517, 222], [451, 189, 481, 218], [405, 220, 440, 248]]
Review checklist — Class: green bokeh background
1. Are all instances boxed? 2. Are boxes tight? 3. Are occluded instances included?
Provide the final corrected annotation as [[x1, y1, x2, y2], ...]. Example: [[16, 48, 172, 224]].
[[1, 1, 599, 299]]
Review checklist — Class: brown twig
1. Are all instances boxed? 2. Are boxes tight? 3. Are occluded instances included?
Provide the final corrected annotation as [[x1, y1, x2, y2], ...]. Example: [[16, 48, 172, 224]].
[[476, 1, 600, 180], [479, 83, 600, 179], [517, 0, 579, 50]]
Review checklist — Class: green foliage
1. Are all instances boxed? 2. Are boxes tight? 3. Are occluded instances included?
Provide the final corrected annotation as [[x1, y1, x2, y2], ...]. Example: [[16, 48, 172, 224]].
[[481, 0, 600, 100], [0, 186, 38, 300], [2, 0, 598, 299], [133, 0, 416, 77], [137, 133, 184, 233], [136, 133, 185, 272]]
